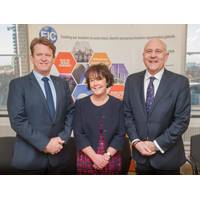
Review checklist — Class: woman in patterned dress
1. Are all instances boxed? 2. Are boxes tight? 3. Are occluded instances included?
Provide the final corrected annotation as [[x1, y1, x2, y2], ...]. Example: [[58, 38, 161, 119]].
[[73, 63, 125, 174]]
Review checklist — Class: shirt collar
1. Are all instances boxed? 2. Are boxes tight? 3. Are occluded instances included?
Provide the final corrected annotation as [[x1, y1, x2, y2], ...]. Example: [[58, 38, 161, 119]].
[[33, 70, 51, 81], [145, 68, 165, 81]]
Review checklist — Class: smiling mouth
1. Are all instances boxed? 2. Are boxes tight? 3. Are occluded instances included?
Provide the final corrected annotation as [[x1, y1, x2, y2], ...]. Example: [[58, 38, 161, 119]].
[[149, 60, 158, 63], [92, 86, 102, 90]]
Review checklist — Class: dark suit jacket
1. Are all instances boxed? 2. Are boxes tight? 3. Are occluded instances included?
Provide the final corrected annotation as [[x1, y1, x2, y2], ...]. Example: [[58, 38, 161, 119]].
[[7, 72, 74, 170], [124, 69, 191, 170], [73, 95, 125, 152]]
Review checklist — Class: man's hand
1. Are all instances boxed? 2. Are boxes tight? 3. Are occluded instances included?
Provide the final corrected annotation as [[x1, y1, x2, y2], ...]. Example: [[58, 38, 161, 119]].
[[144, 141, 157, 152], [134, 141, 156, 156], [44, 137, 65, 155]]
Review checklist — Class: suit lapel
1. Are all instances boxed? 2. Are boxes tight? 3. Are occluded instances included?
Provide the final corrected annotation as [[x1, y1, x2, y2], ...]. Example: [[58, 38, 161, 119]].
[[29, 72, 52, 121], [148, 69, 172, 116], [51, 76, 60, 121], [138, 71, 147, 117]]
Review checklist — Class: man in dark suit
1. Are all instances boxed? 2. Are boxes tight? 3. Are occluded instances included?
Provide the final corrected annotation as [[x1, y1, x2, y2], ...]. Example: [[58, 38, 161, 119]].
[[124, 38, 191, 175], [7, 37, 74, 174]]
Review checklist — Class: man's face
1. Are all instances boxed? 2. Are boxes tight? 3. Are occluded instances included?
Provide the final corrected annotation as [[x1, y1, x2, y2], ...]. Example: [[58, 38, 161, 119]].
[[31, 43, 54, 76], [143, 39, 169, 75]]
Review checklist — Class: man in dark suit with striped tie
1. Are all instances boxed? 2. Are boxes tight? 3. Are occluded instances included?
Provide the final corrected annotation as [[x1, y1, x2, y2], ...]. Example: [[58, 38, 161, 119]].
[[124, 38, 191, 174], [7, 37, 74, 174]]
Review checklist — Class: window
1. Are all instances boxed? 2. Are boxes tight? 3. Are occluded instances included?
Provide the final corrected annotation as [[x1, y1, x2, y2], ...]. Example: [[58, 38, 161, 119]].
[[186, 24, 200, 116], [0, 24, 20, 114]]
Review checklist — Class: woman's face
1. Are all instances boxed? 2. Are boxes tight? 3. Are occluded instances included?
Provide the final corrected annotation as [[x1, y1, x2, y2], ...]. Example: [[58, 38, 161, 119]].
[[89, 74, 107, 97]]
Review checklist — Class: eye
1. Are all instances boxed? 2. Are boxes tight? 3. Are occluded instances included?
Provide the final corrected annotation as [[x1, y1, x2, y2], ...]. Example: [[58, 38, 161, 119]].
[[145, 49, 153, 54], [155, 49, 162, 54], [96, 77, 103, 80], [36, 53, 42, 56], [45, 54, 52, 57]]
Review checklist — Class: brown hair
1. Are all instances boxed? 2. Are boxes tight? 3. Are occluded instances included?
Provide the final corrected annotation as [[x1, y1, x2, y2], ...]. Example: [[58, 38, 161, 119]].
[[30, 37, 56, 57], [85, 63, 114, 90]]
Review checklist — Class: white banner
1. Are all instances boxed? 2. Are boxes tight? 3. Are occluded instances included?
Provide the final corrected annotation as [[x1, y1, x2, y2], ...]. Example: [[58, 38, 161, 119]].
[[28, 24, 186, 100]]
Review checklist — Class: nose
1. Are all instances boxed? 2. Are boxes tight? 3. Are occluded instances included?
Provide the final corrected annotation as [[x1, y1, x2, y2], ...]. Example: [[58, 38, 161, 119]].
[[150, 51, 156, 57], [41, 55, 47, 61], [93, 79, 98, 85]]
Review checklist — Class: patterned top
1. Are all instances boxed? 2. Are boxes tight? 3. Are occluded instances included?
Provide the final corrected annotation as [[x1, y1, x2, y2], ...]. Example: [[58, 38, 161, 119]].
[[77, 115, 122, 175]]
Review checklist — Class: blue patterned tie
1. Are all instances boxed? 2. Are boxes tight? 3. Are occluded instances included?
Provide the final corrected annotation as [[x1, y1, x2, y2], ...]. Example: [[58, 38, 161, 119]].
[[146, 76, 156, 113], [42, 77, 56, 120]]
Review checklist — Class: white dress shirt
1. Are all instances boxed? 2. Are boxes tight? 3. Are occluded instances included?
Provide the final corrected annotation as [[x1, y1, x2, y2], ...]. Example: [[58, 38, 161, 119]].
[[33, 70, 57, 111], [144, 68, 164, 101], [132, 68, 165, 154]]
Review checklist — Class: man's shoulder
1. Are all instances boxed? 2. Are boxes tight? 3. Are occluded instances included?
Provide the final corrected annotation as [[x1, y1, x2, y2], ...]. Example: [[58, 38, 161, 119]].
[[51, 75, 69, 86], [165, 70, 188, 82], [51, 75, 63, 82], [10, 73, 31, 85], [127, 70, 145, 81]]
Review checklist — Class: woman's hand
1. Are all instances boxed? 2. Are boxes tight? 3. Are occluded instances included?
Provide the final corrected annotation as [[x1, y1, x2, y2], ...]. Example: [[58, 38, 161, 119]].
[[92, 154, 109, 170]]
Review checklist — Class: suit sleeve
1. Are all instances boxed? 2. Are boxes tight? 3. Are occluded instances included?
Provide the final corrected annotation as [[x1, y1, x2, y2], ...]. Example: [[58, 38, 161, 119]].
[[7, 79, 50, 151], [123, 77, 140, 142], [109, 102, 125, 151], [58, 81, 75, 143], [155, 77, 191, 152], [73, 100, 90, 150]]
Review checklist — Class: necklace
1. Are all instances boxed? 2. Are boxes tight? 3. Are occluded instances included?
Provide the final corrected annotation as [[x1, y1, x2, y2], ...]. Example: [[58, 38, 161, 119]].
[[91, 95, 109, 106]]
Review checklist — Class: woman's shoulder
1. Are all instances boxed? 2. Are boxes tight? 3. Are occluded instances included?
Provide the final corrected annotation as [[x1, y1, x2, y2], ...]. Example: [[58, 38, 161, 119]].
[[108, 95, 122, 105], [75, 95, 91, 106], [109, 95, 122, 104]]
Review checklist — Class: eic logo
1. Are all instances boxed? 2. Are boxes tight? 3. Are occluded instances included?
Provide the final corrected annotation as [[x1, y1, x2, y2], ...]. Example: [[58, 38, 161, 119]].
[[39, 26, 57, 43]]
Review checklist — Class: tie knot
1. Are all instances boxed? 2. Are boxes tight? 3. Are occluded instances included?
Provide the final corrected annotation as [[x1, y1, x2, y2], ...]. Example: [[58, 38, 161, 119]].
[[42, 77, 49, 82], [149, 76, 156, 82]]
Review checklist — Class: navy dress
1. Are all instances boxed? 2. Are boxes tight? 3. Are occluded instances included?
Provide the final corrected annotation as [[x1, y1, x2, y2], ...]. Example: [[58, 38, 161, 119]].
[[73, 95, 125, 175]]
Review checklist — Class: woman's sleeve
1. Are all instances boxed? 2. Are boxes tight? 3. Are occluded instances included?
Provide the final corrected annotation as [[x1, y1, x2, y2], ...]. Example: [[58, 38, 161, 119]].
[[109, 102, 125, 151], [73, 100, 90, 150]]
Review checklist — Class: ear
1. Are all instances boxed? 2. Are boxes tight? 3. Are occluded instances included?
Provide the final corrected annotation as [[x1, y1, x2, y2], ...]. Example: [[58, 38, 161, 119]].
[[30, 54, 33, 63], [165, 52, 169, 62]]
